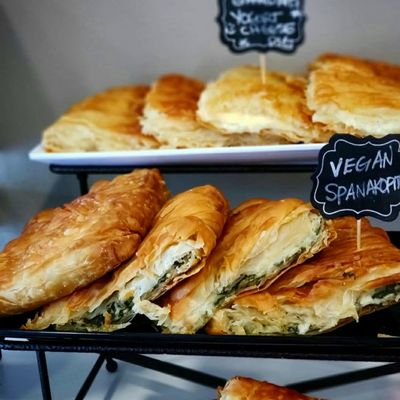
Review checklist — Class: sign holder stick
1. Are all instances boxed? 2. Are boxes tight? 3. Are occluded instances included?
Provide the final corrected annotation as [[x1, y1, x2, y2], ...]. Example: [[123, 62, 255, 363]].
[[259, 54, 267, 85], [356, 219, 362, 251]]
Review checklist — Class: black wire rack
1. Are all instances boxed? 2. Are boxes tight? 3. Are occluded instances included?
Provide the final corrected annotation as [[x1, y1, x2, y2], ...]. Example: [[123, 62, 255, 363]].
[[49, 163, 318, 195], [2, 162, 400, 400]]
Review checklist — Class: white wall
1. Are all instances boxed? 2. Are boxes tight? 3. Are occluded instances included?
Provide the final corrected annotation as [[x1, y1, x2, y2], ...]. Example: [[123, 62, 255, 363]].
[[1, 0, 400, 248]]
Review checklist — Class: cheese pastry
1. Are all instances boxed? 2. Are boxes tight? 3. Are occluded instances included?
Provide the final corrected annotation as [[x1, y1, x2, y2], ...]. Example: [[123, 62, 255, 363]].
[[141, 74, 284, 148], [218, 376, 319, 400], [0, 169, 168, 317], [137, 198, 335, 334], [197, 66, 321, 143], [24, 185, 229, 332], [42, 86, 159, 152], [307, 53, 400, 138], [207, 217, 400, 336]]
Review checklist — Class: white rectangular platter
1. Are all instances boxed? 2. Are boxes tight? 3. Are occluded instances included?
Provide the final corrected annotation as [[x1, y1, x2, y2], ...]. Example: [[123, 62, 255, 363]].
[[29, 143, 325, 166]]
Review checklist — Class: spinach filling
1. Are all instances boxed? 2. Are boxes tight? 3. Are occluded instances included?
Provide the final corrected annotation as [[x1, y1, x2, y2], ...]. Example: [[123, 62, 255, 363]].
[[273, 247, 306, 270], [60, 294, 136, 331], [59, 253, 196, 331], [372, 284, 400, 300], [214, 274, 262, 308], [213, 244, 308, 309]]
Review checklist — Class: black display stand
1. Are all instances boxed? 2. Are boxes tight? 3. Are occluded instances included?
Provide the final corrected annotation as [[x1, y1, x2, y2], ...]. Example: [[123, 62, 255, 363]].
[[2, 163, 400, 400]]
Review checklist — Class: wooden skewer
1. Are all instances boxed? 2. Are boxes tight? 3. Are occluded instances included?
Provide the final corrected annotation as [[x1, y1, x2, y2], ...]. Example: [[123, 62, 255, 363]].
[[356, 219, 361, 251]]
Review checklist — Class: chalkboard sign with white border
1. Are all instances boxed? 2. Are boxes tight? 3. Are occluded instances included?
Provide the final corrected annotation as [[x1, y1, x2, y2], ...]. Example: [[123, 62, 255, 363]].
[[217, 0, 306, 53], [311, 134, 400, 221]]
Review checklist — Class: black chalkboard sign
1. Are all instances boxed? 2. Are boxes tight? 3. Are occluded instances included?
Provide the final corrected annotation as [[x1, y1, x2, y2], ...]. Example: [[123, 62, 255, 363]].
[[217, 0, 306, 53], [311, 134, 400, 221]]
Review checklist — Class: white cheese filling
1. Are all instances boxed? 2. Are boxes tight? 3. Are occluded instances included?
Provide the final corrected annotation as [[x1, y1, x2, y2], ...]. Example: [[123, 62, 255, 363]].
[[124, 240, 202, 300]]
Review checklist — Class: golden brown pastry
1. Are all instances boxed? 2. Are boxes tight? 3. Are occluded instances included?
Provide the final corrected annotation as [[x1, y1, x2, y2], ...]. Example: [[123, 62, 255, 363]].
[[207, 217, 400, 336], [42, 86, 160, 152], [197, 66, 321, 143], [218, 376, 319, 400], [0, 169, 168, 317], [24, 185, 229, 332], [137, 198, 335, 334], [141, 74, 284, 148], [307, 53, 400, 138]]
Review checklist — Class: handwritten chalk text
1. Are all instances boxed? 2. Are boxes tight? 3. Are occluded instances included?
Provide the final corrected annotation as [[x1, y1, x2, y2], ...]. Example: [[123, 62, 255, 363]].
[[325, 175, 400, 206], [329, 148, 394, 178]]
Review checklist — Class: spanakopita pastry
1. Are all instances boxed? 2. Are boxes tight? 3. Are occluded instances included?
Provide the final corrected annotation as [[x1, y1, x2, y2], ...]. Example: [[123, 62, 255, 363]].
[[140, 74, 283, 148], [137, 198, 335, 334], [218, 376, 319, 400], [207, 217, 400, 336], [42, 86, 159, 152], [307, 53, 400, 138], [0, 169, 168, 317], [24, 185, 229, 332], [197, 66, 321, 143]]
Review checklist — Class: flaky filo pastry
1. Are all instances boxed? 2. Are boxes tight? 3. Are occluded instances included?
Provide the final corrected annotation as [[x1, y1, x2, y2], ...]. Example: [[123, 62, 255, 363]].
[[197, 66, 323, 144], [140, 74, 229, 148], [207, 217, 400, 336], [137, 198, 335, 334], [0, 169, 168, 317], [307, 53, 400, 138], [217, 376, 320, 400], [140, 74, 280, 148], [42, 86, 160, 152], [24, 185, 229, 332]]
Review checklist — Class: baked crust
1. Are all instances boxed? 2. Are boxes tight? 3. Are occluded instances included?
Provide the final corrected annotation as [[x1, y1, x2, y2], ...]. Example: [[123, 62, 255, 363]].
[[42, 86, 160, 152], [0, 169, 168, 316], [141, 74, 286, 148], [139, 198, 334, 334], [197, 66, 321, 143], [217, 376, 318, 400], [140, 74, 227, 148], [207, 217, 400, 335], [24, 185, 229, 331], [145, 74, 204, 123], [307, 53, 400, 137]]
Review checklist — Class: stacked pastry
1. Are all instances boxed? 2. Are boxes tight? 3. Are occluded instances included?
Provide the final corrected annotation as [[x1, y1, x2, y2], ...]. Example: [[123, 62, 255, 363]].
[[2, 170, 400, 336], [140, 73, 288, 148], [137, 198, 334, 334], [207, 217, 400, 336], [0, 169, 337, 333], [22, 195, 334, 332], [24, 184, 229, 331], [41, 53, 400, 152]]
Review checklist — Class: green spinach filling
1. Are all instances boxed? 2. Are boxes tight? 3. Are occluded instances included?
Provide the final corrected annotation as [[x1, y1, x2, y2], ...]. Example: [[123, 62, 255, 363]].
[[274, 247, 306, 269], [372, 284, 400, 300], [60, 293, 136, 331], [213, 244, 308, 309], [59, 253, 196, 331], [214, 274, 262, 308]]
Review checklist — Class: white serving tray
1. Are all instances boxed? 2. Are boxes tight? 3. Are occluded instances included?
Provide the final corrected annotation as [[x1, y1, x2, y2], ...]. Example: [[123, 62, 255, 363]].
[[29, 143, 325, 166]]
